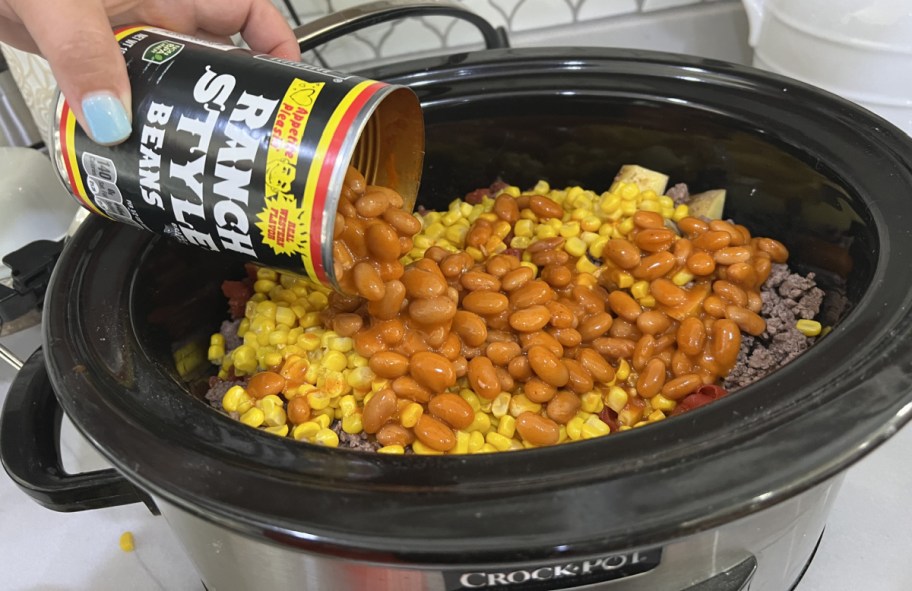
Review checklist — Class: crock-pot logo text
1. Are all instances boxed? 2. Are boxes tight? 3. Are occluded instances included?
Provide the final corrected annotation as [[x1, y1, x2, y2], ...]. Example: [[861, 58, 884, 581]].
[[449, 550, 662, 591], [138, 65, 279, 257]]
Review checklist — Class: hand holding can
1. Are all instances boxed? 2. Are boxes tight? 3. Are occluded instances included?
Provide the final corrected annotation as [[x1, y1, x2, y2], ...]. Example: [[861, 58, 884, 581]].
[[49, 26, 424, 291]]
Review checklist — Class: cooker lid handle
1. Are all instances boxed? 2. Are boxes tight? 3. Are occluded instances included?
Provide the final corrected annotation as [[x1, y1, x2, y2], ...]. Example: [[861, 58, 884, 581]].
[[293, 0, 510, 54], [0, 348, 157, 513]]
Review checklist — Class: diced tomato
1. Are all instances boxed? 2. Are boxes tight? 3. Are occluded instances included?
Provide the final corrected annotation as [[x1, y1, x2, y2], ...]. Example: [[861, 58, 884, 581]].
[[598, 407, 620, 432], [464, 188, 489, 204], [221, 280, 253, 320]]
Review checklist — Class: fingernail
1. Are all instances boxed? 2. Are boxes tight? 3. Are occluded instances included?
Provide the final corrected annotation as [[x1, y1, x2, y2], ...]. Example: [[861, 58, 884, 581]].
[[81, 92, 132, 145]]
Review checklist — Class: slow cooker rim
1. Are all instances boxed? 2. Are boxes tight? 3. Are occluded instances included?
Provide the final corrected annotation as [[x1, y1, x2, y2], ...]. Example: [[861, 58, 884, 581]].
[[43, 47, 912, 562]]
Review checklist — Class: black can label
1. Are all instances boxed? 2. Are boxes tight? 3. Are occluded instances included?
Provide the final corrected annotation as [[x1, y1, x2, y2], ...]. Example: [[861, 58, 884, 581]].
[[55, 26, 393, 285]]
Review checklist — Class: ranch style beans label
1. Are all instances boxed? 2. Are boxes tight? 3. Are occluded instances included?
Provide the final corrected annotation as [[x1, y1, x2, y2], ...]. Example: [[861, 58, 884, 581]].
[[443, 548, 662, 590], [52, 26, 421, 287]]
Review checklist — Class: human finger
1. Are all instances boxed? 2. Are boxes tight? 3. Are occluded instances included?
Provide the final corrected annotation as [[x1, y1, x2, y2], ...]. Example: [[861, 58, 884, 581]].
[[9, 0, 133, 145]]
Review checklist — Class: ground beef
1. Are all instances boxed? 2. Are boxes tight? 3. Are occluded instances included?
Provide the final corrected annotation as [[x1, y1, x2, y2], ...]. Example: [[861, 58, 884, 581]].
[[723, 263, 825, 390], [331, 421, 382, 452], [665, 183, 690, 205], [204, 374, 248, 410], [220, 319, 242, 351]]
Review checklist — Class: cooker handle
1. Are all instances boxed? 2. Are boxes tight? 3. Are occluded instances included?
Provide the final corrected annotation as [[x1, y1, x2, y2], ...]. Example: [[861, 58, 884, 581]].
[[293, 0, 510, 53], [0, 348, 157, 513]]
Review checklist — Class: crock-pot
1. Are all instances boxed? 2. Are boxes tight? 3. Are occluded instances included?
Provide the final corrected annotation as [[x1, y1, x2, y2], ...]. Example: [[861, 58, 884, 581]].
[[4, 2, 912, 590]]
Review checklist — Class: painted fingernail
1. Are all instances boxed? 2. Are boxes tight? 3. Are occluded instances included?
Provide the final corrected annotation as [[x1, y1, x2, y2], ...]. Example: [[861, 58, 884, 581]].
[[81, 92, 132, 145]]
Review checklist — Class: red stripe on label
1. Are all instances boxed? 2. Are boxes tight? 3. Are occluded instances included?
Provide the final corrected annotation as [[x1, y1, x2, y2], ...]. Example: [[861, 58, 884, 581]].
[[59, 103, 80, 196], [308, 82, 386, 284]]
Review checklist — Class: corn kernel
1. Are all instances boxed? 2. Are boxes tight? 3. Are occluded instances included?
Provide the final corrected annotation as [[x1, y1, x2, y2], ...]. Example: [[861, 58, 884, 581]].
[[558, 221, 580, 238], [616, 272, 635, 289], [298, 333, 321, 351], [510, 236, 532, 249], [638, 295, 656, 308], [400, 402, 424, 428], [509, 394, 542, 417], [497, 415, 516, 438], [263, 351, 284, 369], [293, 421, 320, 441], [253, 279, 276, 294], [341, 413, 363, 434], [639, 199, 661, 213], [346, 366, 375, 390], [580, 215, 602, 232], [264, 424, 289, 437], [274, 306, 296, 327], [651, 394, 677, 413], [672, 270, 695, 286], [313, 428, 339, 447], [239, 407, 265, 428], [460, 389, 482, 412], [617, 214, 636, 234], [452, 430, 470, 455], [307, 390, 331, 411], [412, 440, 443, 455], [441, 209, 462, 225], [338, 395, 358, 418], [266, 330, 287, 346], [300, 312, 321, 328], [564, 237, 587, 258], [581, 391, 604, 413], [445, 225, 469, 244], [514, 219, 534, 237], [328, 337, 353, 353], [672, 204, 690, 222], [119, 532, 135, 553], [378, 445, 405, 454], [616, 359, 631, 382], [468, 430, 486, 452], [491, 392, 511, 418], [222, 386, 253, 414], [486, 432, 512, 451], [232, 345, 257, 374], [467, 411, 492, 433], [321, 350, 347, 372], [207, 344, 225, 363], [536, 225, 558, 239], [796, 319, 822, 337], [566, 416, 585, 440], [575, 256, 598, 274], [631, 280, 650, 299], [581, 416, 610, 439], [519, 261, 538, 275], [606, 386, 629, 413]]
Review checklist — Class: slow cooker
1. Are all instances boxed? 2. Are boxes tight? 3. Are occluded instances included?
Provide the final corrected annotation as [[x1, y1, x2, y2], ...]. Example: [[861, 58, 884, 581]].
[[4, 2, 912, 590]]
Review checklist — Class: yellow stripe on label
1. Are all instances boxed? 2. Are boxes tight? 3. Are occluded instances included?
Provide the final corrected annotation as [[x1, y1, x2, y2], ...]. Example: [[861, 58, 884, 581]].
[[62, 106, 101, 215], [115, 26, 147, 41], [300, 80, 376, 280], [255, 79, 325, 260]]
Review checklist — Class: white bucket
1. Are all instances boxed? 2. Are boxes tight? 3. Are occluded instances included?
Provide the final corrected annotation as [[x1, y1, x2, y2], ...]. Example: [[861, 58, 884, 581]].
[[743, 0, 912, 137]]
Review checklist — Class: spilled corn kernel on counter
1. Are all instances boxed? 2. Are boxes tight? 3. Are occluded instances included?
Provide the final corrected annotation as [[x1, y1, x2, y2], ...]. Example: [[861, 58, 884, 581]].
[[203, 164, 825, 454]]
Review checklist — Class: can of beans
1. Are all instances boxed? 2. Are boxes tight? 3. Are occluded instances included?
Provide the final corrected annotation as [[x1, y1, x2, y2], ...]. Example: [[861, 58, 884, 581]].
[[49, 25, 424, 290]]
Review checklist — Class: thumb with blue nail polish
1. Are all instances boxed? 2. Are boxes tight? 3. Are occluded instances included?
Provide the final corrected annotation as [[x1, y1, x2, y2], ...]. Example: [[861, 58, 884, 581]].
[[80, 91, 133, 146]]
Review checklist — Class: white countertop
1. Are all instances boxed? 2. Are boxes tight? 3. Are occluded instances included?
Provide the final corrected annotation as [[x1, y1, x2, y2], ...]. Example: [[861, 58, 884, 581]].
[[2, 325, 911, 591]]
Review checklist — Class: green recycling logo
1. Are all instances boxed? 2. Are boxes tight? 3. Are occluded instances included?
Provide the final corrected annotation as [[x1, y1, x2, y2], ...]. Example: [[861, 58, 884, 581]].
[[142, 40, 184, 64]]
